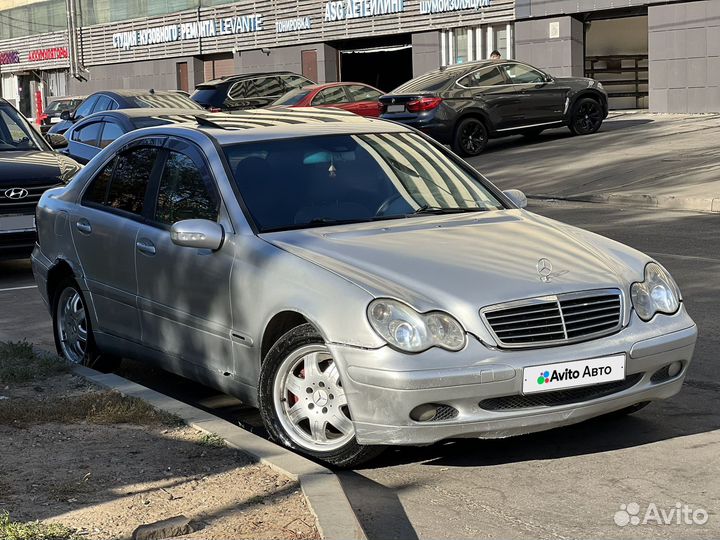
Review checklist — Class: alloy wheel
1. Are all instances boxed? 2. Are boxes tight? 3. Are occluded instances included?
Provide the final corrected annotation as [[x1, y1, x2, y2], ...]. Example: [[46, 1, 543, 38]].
[[574, 101, 603, 134], [460, 120, 486, 154], [273, 344, 355, 452], [56, 286, 88, 364]]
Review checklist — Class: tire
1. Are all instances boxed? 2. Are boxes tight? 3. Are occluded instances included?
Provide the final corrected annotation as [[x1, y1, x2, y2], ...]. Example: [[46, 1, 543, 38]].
[[452, 117, 488, 157], [52, 277, 119, 372], [569, 97, 604, 136], [258, 323, 383, 467], [521, 128, 545, 139]]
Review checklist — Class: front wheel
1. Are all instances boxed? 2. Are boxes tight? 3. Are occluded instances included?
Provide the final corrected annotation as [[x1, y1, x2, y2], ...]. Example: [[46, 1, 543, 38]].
[[452, 117, 488, 157], [569, 97, 604, 135], [258, 324, 383, 467], [52, 278, 119, 372]]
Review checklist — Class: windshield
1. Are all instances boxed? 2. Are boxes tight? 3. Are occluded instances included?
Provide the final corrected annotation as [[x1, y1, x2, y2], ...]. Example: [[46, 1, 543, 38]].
[[0, 104, 45, 151], [129, 93, 204, 110], [46, 99, 81, 113], [224, 133, 505, 232], [273, 89, 312, 106]]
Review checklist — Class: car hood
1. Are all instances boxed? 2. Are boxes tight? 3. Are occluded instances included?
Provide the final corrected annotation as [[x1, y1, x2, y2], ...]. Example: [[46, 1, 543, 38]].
[[263, 210, 650, 337], [0, 150, 80, 186]]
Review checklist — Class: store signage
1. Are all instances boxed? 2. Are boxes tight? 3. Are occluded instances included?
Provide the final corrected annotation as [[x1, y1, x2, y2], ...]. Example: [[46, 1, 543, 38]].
[[112, 14, 264, 50], [276, 16, 313, 33], [28, 47, 69, 62], [419, 0, 491, 14], [0, 51, 20, 65], [324, 0, 405, 22]]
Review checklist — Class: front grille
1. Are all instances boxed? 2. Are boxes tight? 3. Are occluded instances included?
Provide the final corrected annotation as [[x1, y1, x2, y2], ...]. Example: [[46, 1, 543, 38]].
[[482, 289, 623, 349], [0, 182, 61, 215], [479, 373, 643, 411]]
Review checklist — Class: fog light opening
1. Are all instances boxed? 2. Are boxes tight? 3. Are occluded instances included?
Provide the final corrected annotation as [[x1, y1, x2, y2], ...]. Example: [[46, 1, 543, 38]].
[[410, 404, 438, 422], [667, 361, 682, 378]]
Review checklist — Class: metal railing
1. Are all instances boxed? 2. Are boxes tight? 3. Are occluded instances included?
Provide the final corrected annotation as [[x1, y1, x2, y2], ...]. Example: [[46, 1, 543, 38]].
[[585, 54, 649, 109]]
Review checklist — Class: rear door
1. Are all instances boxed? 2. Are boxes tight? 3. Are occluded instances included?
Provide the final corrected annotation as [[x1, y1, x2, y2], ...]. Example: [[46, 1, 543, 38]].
[[134, 138, 235, 374], [499, 63, 566, 126], [71, 137, 165, 341], [67, 118, 104, 164], [455, 66, 518, 129], [344, 84, 383, 117]]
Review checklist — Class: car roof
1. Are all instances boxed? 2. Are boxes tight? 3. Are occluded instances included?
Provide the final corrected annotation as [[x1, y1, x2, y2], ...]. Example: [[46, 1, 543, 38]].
[[105, 108, 209, 118], [131, 107, 410, 144], [301, 82, 377, 92], [200, 71, 301, 86], [91, 89, 185, 98], [49, 95, 85, 101]]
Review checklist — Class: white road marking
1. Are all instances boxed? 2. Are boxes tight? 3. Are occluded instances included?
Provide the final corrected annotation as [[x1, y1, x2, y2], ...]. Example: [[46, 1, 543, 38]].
[[0, 285, 37, 292]]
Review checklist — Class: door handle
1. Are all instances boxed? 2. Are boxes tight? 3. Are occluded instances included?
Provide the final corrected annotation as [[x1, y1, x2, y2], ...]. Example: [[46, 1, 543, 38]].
[[75, 219, 92, 234], [136, 239, 156, 256]]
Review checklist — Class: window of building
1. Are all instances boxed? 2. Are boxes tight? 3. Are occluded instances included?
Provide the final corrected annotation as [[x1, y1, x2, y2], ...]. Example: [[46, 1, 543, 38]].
[[442, 23, 514, 66]]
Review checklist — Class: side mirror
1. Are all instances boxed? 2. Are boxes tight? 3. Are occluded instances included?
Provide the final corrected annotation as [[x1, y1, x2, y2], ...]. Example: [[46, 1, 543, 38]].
[[60, 110, 71, 121], [171, 219, 224, 250], [46, 133, 68, 149], [503, 189, 528, 209]]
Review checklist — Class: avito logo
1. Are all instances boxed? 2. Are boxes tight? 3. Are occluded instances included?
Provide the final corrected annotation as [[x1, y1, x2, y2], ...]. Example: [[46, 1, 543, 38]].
[[537, 365, 614, 385]]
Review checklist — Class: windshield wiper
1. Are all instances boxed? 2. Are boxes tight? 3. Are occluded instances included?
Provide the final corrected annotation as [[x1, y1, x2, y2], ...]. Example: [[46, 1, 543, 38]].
[[409, 204, 488, 216]]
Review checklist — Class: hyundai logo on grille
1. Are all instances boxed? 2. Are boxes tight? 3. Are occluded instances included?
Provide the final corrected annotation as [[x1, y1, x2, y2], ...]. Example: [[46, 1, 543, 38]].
[[4, 188, 29, 200]]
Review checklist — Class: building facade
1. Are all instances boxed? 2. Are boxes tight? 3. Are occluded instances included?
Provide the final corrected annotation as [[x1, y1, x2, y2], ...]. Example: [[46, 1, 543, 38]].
[[0, 0, 718, 116]]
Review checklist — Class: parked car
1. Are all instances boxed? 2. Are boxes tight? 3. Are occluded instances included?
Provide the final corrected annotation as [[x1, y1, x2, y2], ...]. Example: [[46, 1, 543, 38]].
[[60, 108, 206, 164], [272, 82, 384, 117], [49, 90, 204, 135], [33, 107, 695, 467], [380, 60, 609, 156], [39, 96, 85, 134], [0, 98, 79, 259], [191, 71, 313, 111]]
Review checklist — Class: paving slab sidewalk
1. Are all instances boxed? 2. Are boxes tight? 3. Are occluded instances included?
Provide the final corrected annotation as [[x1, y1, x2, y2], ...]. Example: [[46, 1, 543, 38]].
[[471, 112, 720, 213]]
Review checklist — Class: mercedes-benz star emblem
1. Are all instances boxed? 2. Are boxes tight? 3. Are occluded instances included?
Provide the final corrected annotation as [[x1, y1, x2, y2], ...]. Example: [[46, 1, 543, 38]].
[[4, 188, 29, 200], [537, 258, 553, 282]]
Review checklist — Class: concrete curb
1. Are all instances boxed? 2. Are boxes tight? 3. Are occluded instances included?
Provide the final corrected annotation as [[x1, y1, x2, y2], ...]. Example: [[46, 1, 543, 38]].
[[529, 193, 720, 214], [71, 364, 366, 540]]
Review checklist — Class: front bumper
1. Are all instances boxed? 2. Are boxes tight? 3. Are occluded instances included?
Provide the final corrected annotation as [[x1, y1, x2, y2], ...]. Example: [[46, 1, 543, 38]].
[[329, 306, 697, 446]]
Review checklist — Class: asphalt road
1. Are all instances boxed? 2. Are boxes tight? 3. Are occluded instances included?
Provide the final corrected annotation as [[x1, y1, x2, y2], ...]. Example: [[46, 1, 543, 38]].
[[1, 200, 718, 539]]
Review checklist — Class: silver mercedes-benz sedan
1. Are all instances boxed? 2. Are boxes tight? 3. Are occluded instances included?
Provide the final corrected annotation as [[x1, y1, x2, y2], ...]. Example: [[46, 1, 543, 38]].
[[32, 108, 697, 466]]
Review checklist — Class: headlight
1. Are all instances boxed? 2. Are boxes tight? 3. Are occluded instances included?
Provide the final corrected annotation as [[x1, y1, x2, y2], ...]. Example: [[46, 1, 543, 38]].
[[597, 81, 604, 90], [367, 299, 466, 353], [631, 262, 681, 321]]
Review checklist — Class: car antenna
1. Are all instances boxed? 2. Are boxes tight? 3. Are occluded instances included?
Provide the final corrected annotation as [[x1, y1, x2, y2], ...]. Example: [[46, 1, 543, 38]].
[[193, 115, 229, 130]]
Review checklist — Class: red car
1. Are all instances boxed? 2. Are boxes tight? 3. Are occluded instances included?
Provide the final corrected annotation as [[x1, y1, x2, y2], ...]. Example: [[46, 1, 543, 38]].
[[272, 82, 384, 117]]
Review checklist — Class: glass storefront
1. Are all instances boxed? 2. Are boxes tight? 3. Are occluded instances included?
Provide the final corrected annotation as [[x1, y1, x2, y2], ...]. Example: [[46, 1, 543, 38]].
[[442, 24, 514, 65]]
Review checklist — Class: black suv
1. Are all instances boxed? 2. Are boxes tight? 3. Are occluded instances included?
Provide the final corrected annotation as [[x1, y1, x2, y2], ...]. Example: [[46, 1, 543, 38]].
[[48, 89, 204, 135], [0, 99, 80, 259], [191, 71, 314, 111], [380, 60, 608, 156]]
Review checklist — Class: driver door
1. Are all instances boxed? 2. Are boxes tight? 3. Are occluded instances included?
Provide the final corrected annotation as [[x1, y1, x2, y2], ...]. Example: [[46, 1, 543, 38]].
[[500, 63, 566, 125]]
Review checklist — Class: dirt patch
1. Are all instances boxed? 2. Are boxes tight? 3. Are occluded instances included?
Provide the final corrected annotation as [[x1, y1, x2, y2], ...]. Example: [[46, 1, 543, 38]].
[[0, 343, 319, 540]]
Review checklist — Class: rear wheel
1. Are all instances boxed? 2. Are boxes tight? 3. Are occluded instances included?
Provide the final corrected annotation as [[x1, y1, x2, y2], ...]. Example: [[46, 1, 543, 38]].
[[259, 323, 383, 467], [52, 278, 119, 372], [569, 97, 604, 135], [452, 117, 488, 157]]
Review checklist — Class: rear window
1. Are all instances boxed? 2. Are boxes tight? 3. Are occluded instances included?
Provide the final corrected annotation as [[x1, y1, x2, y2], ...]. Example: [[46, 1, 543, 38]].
[[190, 88, 222, 106], [273, 89, 311, 106], [392, 71, 455, 93]]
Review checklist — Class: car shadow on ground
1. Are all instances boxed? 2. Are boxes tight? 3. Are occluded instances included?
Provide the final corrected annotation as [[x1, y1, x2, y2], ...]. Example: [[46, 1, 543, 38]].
[[479, 118, 654, 156]]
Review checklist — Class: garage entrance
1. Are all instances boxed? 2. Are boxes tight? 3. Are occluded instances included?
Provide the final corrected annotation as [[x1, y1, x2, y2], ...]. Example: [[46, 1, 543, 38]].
[[584, 13, 649, 109], [335, 35, 412, 93]]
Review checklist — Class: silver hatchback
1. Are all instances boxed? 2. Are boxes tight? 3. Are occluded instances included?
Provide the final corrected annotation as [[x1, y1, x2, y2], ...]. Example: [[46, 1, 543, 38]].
[[32, 108, 697, 466]]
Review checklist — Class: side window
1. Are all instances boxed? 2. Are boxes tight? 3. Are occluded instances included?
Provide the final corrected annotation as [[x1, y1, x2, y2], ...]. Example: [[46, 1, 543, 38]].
[[283, 75, 312, 90], [502, 64, 546, 84], [228, 80, 248, 100], [106, 146, 159, 215], [99, 121, 125, 148], [74, 96, 99, 119], [93, 95, 112, 113], [108, 99, 119, 111], [458, 67, 506, 88], [82, 158, 115, 205], [154, 151, 219, 225], [251, 77, 284, 98], [346, 85, 382, 101], [312, 86, 347, 105], [72, 122, 102, 146]]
